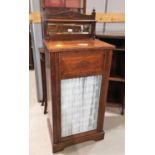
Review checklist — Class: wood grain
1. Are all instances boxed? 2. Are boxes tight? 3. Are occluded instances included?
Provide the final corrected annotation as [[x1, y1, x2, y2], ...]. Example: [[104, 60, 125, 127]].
[[60, 52, 104, 78], [30, 12, 125, 23], [44, 39, 115, 52]]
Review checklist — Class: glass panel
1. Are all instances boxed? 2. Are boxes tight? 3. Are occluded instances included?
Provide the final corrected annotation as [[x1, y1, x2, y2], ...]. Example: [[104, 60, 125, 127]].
[[45, 0, 83, 8], [61, 75, 102, 137], [66, 0, 81, 8], [47, 23, 92, 35], [45, 0, 65, 7]]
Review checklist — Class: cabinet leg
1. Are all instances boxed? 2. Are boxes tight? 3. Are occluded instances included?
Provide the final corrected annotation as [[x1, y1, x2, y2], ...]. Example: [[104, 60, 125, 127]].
[[41, 101, 44, 106], [44, 101, 47, 114]]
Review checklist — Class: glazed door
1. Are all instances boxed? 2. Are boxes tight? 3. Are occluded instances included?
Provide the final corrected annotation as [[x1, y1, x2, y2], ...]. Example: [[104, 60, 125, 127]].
[[61, 75, 102, 137], [59, 51, 107, 138]]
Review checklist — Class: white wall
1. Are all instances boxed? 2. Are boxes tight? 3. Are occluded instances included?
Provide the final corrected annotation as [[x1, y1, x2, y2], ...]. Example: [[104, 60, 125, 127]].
[[30, 0, 43, 101], [107, 0, 125, 12], [86, 0, 125, 32], [106, 0, 125, 32], [86, 0, 106, 13]]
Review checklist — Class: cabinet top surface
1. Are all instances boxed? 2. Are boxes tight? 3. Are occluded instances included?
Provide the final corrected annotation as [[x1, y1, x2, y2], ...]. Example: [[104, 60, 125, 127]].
[[44, 38, 115, 52]]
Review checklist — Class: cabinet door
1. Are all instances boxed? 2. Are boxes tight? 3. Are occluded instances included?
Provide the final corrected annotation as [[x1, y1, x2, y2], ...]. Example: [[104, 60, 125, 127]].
[[61, 75, 102, 137], [59, 51, 106, 138]]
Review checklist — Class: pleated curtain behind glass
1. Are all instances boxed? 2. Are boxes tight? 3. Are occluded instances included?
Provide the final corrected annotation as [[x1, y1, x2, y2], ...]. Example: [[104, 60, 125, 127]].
[[61, 75, 102, 137]]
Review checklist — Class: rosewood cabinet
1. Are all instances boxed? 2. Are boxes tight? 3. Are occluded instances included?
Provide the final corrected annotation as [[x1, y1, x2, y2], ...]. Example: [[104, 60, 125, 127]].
[[44, 39, 114, 152], [41, 8, 115, 152]]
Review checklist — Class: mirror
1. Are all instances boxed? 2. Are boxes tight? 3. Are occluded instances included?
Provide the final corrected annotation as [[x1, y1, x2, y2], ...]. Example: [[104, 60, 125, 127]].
[[47, 23, 92, 35]]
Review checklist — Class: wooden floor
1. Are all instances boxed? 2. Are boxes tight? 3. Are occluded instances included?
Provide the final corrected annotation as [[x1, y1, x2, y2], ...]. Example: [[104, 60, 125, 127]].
[[29, 70, 125, 155]]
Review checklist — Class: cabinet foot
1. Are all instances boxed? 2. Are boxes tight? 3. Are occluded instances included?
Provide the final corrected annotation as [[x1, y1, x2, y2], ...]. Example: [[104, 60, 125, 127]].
[[44, 101, 47, 114], [41, 101, 44, 106]]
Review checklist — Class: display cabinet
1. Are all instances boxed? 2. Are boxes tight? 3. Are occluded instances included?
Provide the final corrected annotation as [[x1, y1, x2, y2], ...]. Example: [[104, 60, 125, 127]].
[[43, 11, 115, 152]]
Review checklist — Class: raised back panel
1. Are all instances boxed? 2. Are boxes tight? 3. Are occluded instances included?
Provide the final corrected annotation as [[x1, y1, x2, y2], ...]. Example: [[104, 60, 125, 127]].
[[40, 0, 92, 40], [44, 11, 95, 20], [42, 10, 96, 40]]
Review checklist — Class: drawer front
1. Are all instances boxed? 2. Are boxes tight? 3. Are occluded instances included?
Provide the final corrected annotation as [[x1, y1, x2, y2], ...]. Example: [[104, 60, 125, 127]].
[[60, 52, 105, 78]]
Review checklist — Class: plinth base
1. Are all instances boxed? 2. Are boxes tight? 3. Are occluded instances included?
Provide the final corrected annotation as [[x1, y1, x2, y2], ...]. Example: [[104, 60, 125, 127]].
[[47, 118, 105, 153]]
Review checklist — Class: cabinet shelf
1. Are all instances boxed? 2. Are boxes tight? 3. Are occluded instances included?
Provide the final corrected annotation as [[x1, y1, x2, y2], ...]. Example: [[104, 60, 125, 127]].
[[107, 102, 122, 107], [109, 76, 125, 82], [114, 48, 125, 51]]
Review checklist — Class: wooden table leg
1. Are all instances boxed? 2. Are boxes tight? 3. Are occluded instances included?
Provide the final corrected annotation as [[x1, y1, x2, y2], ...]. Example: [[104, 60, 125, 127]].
[[39, 48, 48, 114]]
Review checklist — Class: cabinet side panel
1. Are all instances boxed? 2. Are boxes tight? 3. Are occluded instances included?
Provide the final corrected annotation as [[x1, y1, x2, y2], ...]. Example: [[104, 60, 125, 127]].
[[50, 53, 61, 143], [45, 50, 53, 127], [97, 50, 113, 131], [46, 50, 61, 145]]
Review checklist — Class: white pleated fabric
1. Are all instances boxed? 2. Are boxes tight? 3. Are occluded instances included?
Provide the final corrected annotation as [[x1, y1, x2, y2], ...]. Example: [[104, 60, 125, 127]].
[[61, 75, 102, 137]]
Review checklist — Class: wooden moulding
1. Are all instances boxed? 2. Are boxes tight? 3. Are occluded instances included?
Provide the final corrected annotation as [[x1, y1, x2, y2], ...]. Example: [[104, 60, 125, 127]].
[[86, 12, 125, 23], [96, 13, 125, 23], [29, 12, 125, 23], [47, 118, 105, 153]]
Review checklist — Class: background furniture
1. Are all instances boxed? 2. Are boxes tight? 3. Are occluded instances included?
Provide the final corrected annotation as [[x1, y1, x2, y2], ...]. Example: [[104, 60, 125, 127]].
[[93, 0, 125, 115], [96, 32, 125, 114], [39, 48, 47, 114], [29, 32, 34, 70]]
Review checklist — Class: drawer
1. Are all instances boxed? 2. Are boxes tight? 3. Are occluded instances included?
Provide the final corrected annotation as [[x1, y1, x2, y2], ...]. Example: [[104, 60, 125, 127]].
[[60, 52, 105, 78]]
